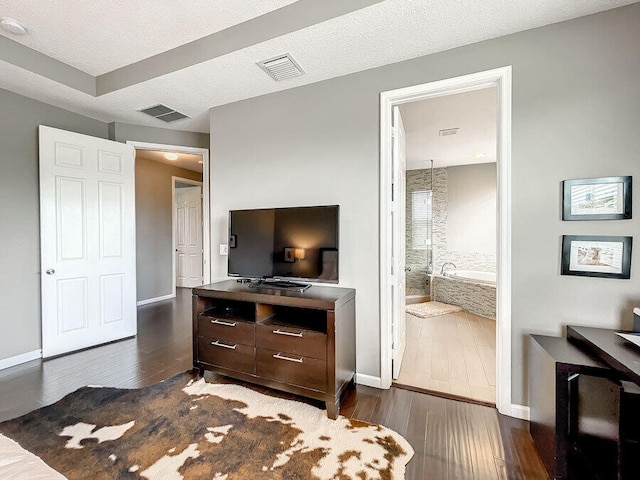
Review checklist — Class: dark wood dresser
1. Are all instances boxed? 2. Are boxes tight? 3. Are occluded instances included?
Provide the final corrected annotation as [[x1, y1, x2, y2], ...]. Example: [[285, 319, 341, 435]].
[[192, 280, 356, 419]]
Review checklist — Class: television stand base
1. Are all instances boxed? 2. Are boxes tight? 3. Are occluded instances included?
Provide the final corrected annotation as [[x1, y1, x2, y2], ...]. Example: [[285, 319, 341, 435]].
[[249, 279, 311, 292]]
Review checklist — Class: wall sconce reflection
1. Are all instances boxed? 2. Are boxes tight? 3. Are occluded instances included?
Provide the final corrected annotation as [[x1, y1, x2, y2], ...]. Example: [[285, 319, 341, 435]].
[[284, 247, 306, 262]]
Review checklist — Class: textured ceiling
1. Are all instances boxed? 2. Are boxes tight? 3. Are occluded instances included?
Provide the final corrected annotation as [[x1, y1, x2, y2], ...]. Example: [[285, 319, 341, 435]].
[[2, 0, 298, 75], [0, 0, 636, 133], [400, 88, 497, 170]]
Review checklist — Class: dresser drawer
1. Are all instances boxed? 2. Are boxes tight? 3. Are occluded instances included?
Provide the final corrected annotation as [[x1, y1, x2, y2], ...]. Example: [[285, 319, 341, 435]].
[[256, 347, 326, 392], [198, 336, 254, 374], [198, 315, 255, 345], [256, 324, 326, 360]]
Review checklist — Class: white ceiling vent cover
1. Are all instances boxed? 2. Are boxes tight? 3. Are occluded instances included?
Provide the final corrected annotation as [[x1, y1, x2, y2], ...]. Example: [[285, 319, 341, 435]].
[[439, 128, 459, 137], [257, 53, 305, 81], [139, 104, 189, 123]]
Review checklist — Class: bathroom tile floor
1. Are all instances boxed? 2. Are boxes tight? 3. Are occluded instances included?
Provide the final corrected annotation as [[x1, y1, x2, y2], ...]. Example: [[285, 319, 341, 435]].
[[395, 310, 496, 404]]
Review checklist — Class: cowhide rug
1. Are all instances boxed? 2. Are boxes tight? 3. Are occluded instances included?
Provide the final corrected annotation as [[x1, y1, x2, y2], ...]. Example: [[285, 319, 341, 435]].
[[0, 372, 413, 479]]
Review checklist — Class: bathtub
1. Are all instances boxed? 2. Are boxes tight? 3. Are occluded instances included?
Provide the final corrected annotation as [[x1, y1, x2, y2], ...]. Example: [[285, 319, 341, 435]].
[[443, 270, 496, 286], [432, 270, 496, 319]]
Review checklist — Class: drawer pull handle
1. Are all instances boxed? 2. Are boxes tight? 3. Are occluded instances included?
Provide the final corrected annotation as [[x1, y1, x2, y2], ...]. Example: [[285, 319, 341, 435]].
[[273, 329, 303, 338], [273, 353, 303, 363], [211, 340, 237, 350], [211, 319, 237, 327]]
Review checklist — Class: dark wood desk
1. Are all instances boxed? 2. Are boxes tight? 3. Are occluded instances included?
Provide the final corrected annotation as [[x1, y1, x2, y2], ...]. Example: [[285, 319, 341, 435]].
[[567, 326, 640, 479], [529, 335, 613, 479], [567, 326, 640, 385], [530, 327, 640, 479]]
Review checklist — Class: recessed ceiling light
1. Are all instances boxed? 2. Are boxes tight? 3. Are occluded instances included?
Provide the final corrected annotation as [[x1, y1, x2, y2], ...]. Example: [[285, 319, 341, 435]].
[[1, 17, 27, 35], [472, 152, 487, 159], [164, 152, 179, 161], [197, 160, 203, 165]]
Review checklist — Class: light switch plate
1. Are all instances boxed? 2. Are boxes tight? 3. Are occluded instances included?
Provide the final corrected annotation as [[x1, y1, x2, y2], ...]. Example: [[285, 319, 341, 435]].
[[219, 244, 228, 255]]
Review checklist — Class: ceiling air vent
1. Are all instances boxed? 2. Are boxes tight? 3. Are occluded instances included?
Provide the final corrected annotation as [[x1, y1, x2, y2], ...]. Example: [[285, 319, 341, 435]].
[[139, 104, 190, 123], [257, 53, 305, 81], [439, 128, 459, 137]]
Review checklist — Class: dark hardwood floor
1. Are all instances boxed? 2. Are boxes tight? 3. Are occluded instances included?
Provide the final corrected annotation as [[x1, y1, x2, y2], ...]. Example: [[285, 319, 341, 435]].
[[0, 287, 549, 479]]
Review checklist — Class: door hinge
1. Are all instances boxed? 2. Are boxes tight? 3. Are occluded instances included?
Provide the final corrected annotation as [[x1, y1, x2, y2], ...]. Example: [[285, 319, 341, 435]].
[[391, 183, 394, 202]]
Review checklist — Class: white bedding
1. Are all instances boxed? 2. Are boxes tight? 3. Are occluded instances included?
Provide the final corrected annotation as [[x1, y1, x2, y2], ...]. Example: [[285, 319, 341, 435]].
[[0, 433, 65, 479]]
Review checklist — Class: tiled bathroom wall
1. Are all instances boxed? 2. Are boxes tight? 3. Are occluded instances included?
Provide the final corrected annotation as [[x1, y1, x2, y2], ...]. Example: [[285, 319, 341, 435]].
[[405, 165, 496, 296]]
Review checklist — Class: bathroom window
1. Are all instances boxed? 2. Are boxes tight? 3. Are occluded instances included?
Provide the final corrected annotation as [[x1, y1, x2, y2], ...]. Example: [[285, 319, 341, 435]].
[[411, 190, 432, 250]]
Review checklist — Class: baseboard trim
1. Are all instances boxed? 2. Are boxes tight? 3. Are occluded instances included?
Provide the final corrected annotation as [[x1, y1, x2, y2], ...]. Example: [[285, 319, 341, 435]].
[[0, 349, 42, 371], [136, 293, 176, 306], [355, 373, 382, 388], [509, 403, 530, 421]]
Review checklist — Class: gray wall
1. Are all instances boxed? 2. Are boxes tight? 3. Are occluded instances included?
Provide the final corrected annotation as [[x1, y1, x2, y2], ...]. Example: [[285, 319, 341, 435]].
[[0, 88, 109, 361], [405, 163, 496, 295], [436, 163, 497, 274], [447, 163, 496, 256], [135, 157, 202, 301], [209, 4, 640, 405], [109, 122, 210, 149]]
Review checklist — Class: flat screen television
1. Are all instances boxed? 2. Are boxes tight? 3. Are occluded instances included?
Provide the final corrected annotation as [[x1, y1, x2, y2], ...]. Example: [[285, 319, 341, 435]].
[[228, 205, 339, 283]]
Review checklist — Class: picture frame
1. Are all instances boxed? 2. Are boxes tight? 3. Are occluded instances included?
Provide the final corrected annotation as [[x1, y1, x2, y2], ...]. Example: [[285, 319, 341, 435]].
[[562, 176, 632, 221], [229, 234, 236, 248], [561, 235, 632, 279], [283, 247, 295, 263]]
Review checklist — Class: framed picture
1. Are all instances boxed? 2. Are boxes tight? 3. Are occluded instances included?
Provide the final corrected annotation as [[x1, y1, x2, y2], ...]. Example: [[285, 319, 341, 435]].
[[283, 247, 295, 263], [561, 235, 632, 279], [229, 234, 237, 248], [562, 176, 632, 220]]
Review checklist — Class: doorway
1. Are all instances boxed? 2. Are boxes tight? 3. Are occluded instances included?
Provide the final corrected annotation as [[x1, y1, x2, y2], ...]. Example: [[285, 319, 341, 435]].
[[379, 67, 514, 416], [127, 141, 211, 305], [173, 177, 204, 289], [398, 88, 498, 405]]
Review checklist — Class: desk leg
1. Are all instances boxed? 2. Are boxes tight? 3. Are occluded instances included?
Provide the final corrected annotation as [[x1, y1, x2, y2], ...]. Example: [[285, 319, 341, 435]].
[[568, 373, 580, 440], [555, 368, 578, 480], [620, 381, 640, 480]]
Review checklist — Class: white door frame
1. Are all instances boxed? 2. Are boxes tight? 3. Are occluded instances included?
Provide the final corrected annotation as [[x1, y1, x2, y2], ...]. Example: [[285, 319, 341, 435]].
[[127, 141, 211, 290], [172, 177, 204, 291], [379, 66, 513, 417]]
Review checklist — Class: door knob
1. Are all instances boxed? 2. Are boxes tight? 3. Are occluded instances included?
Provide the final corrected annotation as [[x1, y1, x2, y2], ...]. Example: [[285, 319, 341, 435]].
[[46, 269, 55, 275], [405, 267, 412, 272]]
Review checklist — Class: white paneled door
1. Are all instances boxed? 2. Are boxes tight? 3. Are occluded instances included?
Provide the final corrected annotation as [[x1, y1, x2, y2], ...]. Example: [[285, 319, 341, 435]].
[[39, 126, 136, 358], [391, 107, 407, 380], [175, 186, 203, 288]]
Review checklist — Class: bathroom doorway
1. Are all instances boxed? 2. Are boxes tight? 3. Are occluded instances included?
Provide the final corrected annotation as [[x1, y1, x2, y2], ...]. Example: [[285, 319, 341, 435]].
[[379, 67, 512, 414], [398, 88, 497, 404]]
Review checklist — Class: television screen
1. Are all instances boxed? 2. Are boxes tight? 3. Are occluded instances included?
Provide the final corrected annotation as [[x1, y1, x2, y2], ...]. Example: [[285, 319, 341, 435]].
[[228, 205, 339, 283]]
